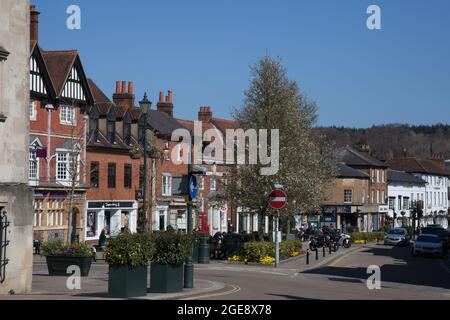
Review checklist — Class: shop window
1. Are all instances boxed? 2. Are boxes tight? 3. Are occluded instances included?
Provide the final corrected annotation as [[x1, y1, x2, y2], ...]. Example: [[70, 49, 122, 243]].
[[86, 212, 97, 237]]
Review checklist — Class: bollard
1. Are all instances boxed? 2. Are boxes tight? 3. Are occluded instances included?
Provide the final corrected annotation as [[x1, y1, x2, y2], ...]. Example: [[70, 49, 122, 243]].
[[306, 249, 310, 265], [315, 248, 319, 261], [329, 243, 332, 254], [323, 246, 326, 258]]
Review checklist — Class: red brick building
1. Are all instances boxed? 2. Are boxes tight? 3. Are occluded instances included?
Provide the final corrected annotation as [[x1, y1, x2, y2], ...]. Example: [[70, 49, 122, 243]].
[[176, 106, 238, 235], [28, 5, 94, 242], [86, 81, 186, 240]]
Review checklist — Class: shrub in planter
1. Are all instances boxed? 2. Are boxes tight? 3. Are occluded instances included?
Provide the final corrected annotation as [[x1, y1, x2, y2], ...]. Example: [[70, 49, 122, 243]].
[[41, 241, 94, 277], [280, 240, 302, 258], [149, 231, 194, 293], [242, 242, 275, 263], [105, 234, 152, 298]]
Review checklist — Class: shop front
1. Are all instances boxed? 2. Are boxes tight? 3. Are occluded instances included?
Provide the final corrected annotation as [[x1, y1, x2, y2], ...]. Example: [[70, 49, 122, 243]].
[[85, 201, 137, 241], [322, 205, 362, 233]]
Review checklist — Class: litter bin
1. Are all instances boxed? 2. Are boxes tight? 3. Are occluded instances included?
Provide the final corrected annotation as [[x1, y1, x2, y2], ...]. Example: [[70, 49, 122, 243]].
[[198, 236, 210, 264]]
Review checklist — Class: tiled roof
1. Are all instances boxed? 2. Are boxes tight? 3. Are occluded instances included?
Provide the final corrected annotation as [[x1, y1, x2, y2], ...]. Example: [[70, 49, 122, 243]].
[[129, 107, 142, 121], [41, 50, 78, 96], [210, 118, 238, 134], [336, 163, 369, 179], [147, 110, 185, 136], [386, 158, 450, 177], [388, 169, 427, 185], [337, 147, 387, 168], [116, 105, 129, 119], [175, 119, 216, 134], [88, 79, 111, 104]]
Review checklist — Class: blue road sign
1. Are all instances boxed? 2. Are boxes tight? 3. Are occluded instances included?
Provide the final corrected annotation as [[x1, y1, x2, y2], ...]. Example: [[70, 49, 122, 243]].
[[189, 175, 198, 200]]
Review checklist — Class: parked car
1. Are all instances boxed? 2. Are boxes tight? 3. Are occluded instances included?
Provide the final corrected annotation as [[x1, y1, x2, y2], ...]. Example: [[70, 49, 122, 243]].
[[420, 226, 449, 255], [384, 228, 411, 246], [412, 234, 444, 258]]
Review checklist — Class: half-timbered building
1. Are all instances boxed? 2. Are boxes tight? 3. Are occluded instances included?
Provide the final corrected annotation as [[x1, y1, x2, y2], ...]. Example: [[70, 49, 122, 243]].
[[29, 5, 94, 243]]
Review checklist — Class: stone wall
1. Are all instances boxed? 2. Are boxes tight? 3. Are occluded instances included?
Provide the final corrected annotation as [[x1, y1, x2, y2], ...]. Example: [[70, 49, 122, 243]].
[[0, 0, 34, 295]]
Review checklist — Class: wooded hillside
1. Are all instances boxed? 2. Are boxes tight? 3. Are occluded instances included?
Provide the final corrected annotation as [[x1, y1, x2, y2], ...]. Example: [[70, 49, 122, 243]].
[[316, 124, 450, 161]]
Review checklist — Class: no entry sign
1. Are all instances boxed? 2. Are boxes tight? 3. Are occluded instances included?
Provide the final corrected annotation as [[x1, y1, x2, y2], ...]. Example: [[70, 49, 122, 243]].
[[268, 189, 287, 210]]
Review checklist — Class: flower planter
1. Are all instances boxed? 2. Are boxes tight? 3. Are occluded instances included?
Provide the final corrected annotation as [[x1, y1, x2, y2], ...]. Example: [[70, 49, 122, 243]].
[[149, 262, 183, 293], [108, 265, 148, 298], [45, 256, 92, 277]]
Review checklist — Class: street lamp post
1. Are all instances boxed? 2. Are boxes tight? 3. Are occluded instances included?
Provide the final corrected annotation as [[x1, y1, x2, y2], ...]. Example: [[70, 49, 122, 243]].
[[184, 136, 206, 288], [140, 94, 151, 234]]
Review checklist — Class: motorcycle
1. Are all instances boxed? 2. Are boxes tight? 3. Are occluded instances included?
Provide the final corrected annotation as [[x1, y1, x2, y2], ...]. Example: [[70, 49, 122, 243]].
[[309, 234, 339, 252], [338, 233, 352, 249]]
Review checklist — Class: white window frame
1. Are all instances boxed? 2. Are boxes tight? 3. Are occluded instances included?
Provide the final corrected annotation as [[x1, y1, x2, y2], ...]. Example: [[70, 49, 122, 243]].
[[344, 189, 353, 204], [30, 100, 37, 121], [29, 148, 39, 182], [210, 178, 217, 191], [60, 105, 76, 126], [199, 176, 204, 190], [56, 147, 81, 186], [162, 174, 172, 196]]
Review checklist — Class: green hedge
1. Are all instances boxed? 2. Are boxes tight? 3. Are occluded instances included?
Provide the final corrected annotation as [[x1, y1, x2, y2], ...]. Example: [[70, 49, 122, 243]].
[[280, 240, 302, 257], [351, 232, 385, 242], [242, 240, 302, 262]]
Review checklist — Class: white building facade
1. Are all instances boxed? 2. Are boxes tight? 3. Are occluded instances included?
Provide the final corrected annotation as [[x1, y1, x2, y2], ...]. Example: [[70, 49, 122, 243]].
[[414, 173, 448, 228], [387, 157, 449, 229], [387, 170, 426, 228]]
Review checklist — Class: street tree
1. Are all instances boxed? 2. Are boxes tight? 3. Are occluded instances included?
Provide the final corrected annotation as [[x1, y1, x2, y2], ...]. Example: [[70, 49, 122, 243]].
[[224, 56, 336, 236]]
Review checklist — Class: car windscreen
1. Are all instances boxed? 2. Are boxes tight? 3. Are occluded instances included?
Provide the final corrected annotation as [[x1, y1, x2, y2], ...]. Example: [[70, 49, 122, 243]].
[[417, 236, 440, 243], [388, 229, 406, 235], [421, 229, 446, 237]]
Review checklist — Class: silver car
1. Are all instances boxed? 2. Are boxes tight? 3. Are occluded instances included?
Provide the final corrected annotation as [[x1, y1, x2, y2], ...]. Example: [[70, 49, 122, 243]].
[[384, 228, 410, 246], [412, 234, 443, 258]]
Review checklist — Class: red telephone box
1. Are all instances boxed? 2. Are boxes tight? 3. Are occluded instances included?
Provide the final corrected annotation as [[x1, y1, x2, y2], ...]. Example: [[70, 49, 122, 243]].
[[198, 212, 209, 233]]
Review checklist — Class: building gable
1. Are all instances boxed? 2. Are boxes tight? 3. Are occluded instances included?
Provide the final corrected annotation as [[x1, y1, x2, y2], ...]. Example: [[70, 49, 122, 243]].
[[61, 65, 85, 101], [30, 45, 55, 99]]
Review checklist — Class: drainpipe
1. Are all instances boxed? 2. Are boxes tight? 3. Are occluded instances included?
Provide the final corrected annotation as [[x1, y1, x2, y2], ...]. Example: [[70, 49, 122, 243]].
[[45, 104, 54, 182], [83, 113, 88, 185]]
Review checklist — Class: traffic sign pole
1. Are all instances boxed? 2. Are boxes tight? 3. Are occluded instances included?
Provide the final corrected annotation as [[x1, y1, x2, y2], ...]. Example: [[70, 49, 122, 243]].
[[275, 210, 280, 268], [268, 189, 287, 269]]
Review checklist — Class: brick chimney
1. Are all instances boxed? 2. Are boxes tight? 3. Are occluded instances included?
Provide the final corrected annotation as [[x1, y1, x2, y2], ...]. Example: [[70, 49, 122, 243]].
[[156, 90, 174, 117], [30, 5, 40, 42], [431, 154, 446, 170], [198, 106, 213, 122], [112, 81, 135, 108]]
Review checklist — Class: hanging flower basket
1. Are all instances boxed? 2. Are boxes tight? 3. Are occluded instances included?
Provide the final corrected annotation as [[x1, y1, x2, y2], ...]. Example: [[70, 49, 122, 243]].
[[129, 147, 142, 159]]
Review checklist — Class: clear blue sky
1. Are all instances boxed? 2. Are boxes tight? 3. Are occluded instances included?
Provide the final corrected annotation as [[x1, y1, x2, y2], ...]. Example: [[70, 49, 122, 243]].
[[33, 0, 450, 127]]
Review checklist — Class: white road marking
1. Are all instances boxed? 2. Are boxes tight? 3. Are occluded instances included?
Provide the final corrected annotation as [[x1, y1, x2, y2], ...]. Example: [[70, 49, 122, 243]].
[[183, 284, 241, 300]]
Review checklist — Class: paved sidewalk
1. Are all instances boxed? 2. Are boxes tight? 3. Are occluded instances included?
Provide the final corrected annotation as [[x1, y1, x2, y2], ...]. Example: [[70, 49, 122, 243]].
[[0, 256, 227, 300]]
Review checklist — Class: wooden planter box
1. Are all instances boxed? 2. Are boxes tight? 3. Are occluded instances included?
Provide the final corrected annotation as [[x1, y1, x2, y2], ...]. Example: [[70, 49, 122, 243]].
[[108, 265, 148, 298], [45, 256, 92, 277], [149, 262, 183, 293]]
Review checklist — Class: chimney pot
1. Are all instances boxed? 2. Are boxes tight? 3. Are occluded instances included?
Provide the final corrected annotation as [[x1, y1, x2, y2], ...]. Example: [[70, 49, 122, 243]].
[[168, 91, 173, 103], [115, 81, 120, 94], [128, 81, 133, 94], [121, 81, 126, 94], [159, 91, 164, 103]]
